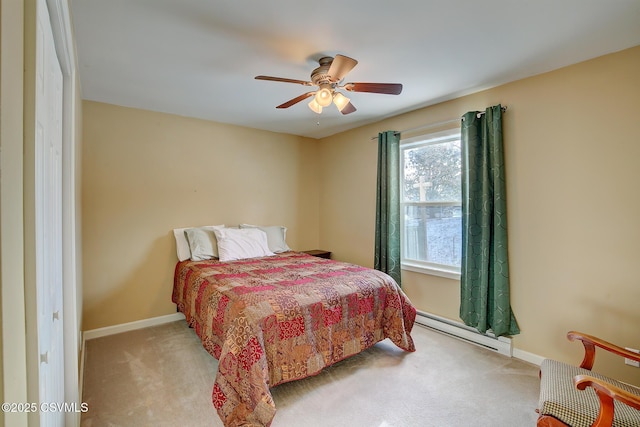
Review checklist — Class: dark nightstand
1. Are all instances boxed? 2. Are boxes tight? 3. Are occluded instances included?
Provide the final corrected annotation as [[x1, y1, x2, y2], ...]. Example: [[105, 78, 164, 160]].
[[302, 249, 331, 259]]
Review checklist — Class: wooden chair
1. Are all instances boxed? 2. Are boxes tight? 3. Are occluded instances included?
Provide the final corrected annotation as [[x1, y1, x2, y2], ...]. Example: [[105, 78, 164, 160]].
[[537, 331, 640, 427]]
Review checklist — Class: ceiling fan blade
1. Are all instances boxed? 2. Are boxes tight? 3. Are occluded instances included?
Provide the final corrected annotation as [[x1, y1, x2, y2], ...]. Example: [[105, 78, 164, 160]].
[[276, 92, 315, 109], [328, 54, 358, 82], [255, 75, 312, 86], [343, 82, 403, 95], [340, 102, 357, 115]]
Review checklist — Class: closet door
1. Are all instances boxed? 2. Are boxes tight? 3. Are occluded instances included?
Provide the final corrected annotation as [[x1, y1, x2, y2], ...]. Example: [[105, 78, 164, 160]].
[[35, 0, 65, 425]]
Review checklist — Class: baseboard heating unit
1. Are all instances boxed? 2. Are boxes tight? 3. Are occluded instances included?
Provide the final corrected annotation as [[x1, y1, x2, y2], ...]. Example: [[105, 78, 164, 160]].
[[414, 311, 513, 357]]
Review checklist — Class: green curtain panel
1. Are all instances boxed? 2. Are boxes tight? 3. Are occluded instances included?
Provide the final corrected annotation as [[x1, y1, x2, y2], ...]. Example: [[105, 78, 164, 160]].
[[375, 130, 402, 287], [460, 105, 519, 337]]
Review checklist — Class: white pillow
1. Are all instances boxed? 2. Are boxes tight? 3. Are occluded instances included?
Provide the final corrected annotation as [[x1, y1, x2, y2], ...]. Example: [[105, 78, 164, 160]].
[[239, 224, 291, 253], [184, 228, 220, 261], [213, 228, 275, 262], [173, 225, 224, 261]]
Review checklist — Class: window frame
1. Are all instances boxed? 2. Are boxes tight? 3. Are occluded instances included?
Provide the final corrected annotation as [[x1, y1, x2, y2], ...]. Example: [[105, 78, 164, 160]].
[[399, 128, 462, 280]]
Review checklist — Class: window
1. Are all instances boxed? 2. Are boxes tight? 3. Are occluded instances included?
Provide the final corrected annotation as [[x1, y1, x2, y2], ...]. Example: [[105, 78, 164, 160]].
[[400, 129, 462, 279]]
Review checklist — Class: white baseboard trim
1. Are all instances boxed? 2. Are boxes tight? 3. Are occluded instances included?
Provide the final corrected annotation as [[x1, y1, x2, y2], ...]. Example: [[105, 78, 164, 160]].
[[415, 311, 546, 366], [415, 311, 513, 357], [82, 312, 185, 341], [513, 348, 545, 366], [80, 311, 546, 366]]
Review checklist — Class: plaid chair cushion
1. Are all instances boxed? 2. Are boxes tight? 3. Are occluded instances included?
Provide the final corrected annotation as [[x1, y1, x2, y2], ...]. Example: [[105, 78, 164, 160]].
[[538, 359, 640, 427]]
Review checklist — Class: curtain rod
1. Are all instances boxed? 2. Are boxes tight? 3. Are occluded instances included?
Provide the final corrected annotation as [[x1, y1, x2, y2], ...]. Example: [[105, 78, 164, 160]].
[[463, 105, 508, 120], [370, 105, 508, 140]]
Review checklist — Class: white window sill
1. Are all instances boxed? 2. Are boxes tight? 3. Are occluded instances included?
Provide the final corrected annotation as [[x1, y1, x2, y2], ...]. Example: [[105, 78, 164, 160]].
[[401, 262, 461, 281]]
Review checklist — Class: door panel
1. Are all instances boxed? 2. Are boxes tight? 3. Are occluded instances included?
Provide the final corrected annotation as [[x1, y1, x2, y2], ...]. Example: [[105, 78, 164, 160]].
[[35, 0, 65, 425]]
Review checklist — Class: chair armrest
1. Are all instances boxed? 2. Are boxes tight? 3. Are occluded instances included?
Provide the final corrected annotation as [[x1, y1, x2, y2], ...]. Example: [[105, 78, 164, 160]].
[[574, 374, 640, 427], [567, 331, 640, 370]]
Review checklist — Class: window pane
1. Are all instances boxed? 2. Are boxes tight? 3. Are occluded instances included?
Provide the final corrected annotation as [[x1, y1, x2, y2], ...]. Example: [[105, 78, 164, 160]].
[[402, 140, 461, 203], [403, 205, 461, 266]]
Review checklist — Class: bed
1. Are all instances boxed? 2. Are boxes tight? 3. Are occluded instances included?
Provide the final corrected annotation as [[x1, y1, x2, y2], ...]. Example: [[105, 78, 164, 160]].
[[172, 250, 416, 427]]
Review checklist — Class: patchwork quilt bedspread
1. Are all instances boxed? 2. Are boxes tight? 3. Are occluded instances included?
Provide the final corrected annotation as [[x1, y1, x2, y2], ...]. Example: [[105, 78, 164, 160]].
[[172, 251, 416, 426]]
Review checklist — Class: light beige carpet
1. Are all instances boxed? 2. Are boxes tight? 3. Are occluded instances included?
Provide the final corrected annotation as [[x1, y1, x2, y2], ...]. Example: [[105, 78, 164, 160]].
[[81, 320, 540, 426]]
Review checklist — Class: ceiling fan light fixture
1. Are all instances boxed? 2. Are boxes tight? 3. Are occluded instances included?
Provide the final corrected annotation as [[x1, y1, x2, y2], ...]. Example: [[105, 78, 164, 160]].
[[315, 85, 333, 107], [308, 98, 323, 114], [333, 92, 350, 112]]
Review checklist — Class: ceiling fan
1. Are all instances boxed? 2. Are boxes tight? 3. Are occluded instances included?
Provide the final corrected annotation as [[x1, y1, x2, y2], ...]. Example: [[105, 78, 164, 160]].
[[255, 54, 403, 115]]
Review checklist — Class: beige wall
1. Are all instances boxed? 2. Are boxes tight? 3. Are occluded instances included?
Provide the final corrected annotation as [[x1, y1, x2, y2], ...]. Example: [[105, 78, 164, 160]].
[[1, 0, 28, 423], [318, 45, 640, 384], [81, 102, 320, 330]]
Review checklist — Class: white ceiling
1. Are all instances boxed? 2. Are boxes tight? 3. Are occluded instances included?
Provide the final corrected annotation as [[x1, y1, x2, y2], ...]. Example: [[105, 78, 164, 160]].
[[71, 0, 640, 139]]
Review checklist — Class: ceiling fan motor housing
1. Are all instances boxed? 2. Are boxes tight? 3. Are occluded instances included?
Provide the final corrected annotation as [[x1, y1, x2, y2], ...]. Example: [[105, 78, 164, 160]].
[[311, 57, 336, 87]]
